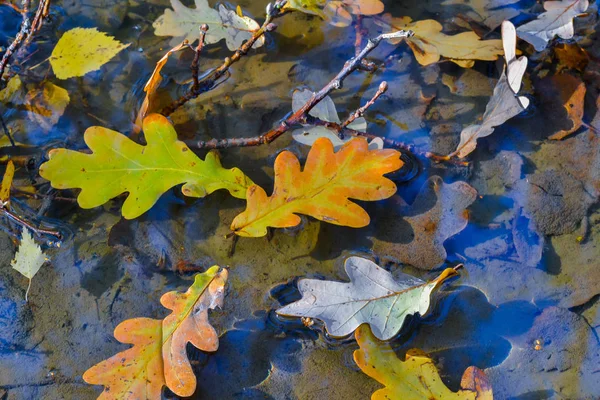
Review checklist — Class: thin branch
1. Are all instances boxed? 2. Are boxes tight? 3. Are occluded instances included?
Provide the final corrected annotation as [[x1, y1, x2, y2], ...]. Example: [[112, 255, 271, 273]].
[[191, 24, 209, 92], [341, 81, 388, 131], [1, 207, 62, 239], [160, 0, 288, 116], [0, 112, 15, 147]]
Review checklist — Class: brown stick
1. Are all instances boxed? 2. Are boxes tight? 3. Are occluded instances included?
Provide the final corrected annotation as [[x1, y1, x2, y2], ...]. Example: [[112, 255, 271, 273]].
[[341, 81, 388, 131], [191, 24, 209, 92], [1, 207, 62, 239], [160, 0, 288, 116]]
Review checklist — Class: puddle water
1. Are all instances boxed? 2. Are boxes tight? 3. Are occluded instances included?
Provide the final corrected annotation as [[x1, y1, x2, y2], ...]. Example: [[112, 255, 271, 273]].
[[1, 0, 599, 399]]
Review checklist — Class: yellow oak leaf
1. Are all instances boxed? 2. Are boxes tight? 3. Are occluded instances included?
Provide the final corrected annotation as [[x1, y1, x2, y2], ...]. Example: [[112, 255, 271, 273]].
[[39, 114, 253, 219], [83, 266, 228, 399], [354, 324, 494, 400], [378, 15, 503, 67], [50, 27, 130, 79], [231, 137, 402, 237]]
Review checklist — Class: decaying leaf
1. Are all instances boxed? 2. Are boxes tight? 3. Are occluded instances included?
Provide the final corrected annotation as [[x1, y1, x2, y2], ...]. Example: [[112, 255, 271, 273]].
[[39, 113, 253, 219], [449, 21, 529, 158], [0, 75, 24, 104], [153, 0, 264, 50], [277, 256, 459, 340], [50, 28, 130, 79], [231, 137, 402, 237], [11, 228, 47, 301], [377, 15, 503, 68], [291, 88, 383, 150], [516, 0, 589, 51], [373, 176, 478, 270], [554, 43, 590, 72], [354, 324, 494, 400], [83, 266, 228, 398], [547, 74, 586, 140], [441, 0, 520, 27], [0, 160, 14, 206], [286, 0, 384, 26], [135, 41, 189, 129], [24, 81, 70, 131]]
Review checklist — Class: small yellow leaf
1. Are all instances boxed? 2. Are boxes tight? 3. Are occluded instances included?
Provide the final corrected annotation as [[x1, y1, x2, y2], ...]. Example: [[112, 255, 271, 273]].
[[50, 27, 130, 79], [0, 75, 24, 103], [11, 228, 47, 301], [0, 160, 14, 205]]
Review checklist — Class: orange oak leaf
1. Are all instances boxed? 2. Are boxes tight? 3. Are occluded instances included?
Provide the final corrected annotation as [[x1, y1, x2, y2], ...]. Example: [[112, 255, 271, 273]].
[[548, 74, 586, 140], [231, 137, 402, 237], [83, 266, 228, 399]]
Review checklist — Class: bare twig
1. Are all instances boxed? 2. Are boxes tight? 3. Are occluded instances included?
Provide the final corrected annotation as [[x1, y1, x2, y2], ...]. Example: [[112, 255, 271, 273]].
[[161, 0, 288, 116], [0, 112, 15, 147], [1, 206, 62, 239], [341, 81, 388, 131], [191, 24, 209, 92]]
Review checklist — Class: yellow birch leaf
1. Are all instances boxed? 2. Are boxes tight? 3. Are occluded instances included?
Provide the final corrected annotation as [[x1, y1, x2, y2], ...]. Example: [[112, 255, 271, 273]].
[[0, 160, 14, 205], [378, 15, 503, 67], [39, 114, 253, 219], [354, 324, 494, 400], [83, 266, 228, 399], [231, 137, 402, 237], [49, 27, 130, 79], [11, 228, 47, 301]]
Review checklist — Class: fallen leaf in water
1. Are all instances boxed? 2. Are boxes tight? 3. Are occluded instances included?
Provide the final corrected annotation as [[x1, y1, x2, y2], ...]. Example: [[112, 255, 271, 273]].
[[373, 176, 477, 270], [377, 15, 503, 67], [231, 137, 402, 237], [39, 114, 253, 219], [450, 21, 529, 158], [354, 324, 494, 400], [0, 160, 14, 205], [554, 43, 590, 72], [24, 81, 70, 131], [286, 0, 384, 26], [291, 88, 383, 150], [11, 228, 47, 301], [442, 0, 519, 24], [135, 41, 189, 129], [277, 256, 458, 340], [83, 266, 227, 398], [153, 0, 264, 50], [516, 0, 589, 51], [0, 75, 24, 104], [50, 28, 130, 79], [547, 74, 586, 140]]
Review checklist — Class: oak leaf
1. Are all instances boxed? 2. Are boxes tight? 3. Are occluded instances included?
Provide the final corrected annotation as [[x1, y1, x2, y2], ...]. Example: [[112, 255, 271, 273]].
[[286, 0, 384, 26], [354, 324, 494, 400], [516, 0, 589, 51], [50, 28, 130, 79], [230, 137, 402, 237], [83, 266, 228, 399], [449, 21, 529, 158], [547, 74, 586, 140], [378, 15, 503, 68], [39, 114, 253, 219], [153, 0, 264, 50], [277, 256, 459, 340]]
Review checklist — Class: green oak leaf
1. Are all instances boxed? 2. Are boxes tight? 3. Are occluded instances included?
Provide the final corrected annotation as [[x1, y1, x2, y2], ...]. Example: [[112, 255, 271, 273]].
[[39, 113, 253, 219]]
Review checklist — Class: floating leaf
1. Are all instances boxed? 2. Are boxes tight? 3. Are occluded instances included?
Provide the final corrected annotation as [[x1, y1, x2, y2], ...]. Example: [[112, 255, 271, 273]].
[[39, 114, 253, 219], [277, 256, 458, 340], [11, 228, 47, 301], [0, 160, 14, 205], [50, 28, 130, 79], [83, 266, 228, 398], [291, 88, 383, 150], [377, 15, 503, 68], [153, 0, 264, 50], [354, 324, 494, 400], [449, 21, 529, 158], [516, 0, 589, 51], [286, 0, 384, 26], [547, 74, 586, 140], [554, 43, 590, 72], [373, 176, 477, 270], [231, 137, 401, 237], [135, 41, 189, 129]]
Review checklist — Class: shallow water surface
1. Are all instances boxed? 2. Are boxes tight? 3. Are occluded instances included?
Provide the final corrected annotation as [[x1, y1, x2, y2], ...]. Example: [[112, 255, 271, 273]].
[[1, 0, 599, 399]]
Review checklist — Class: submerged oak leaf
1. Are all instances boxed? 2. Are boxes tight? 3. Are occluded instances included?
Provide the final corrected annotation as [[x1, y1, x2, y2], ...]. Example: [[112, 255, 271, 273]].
[[449, 21, 529, 158], [231, 137, 402, 237], [83, 266, 228, 399], [153, 0, 264, 50], [377, 15, 503, 68], [354, 324, 494, 400], [516, 0, 589, 51], [277, 256, 459, 340], [39, 114, 253, 219], [373, 176, 477, 270], [286, 0, 384, 26]]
